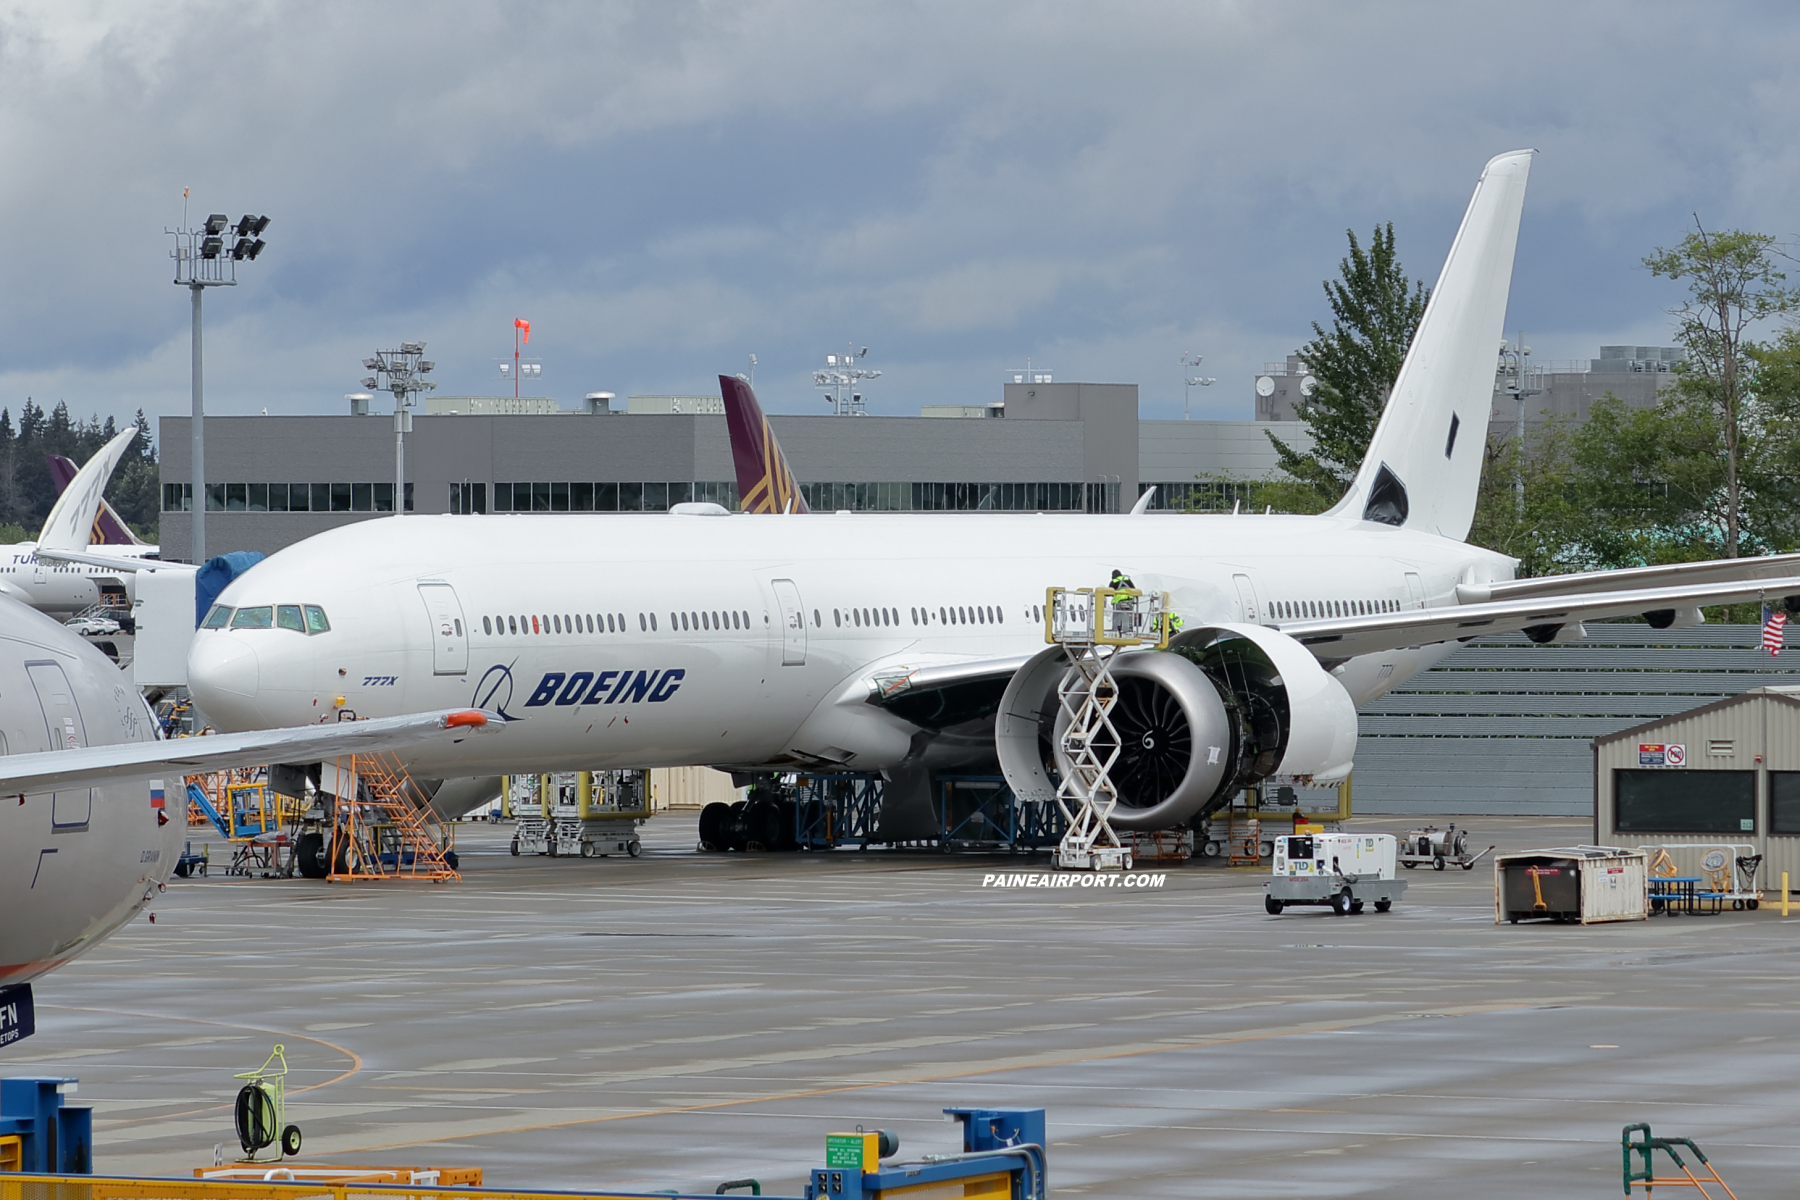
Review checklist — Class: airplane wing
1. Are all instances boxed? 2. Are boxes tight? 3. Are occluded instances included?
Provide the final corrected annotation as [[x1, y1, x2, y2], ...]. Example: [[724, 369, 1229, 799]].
[[1277, 574, 1800, 661], [32, 546, 173, 572], [0, 708, 499, 796], [1454, 553, 1800, 604], [865, 655, 1033, 729]]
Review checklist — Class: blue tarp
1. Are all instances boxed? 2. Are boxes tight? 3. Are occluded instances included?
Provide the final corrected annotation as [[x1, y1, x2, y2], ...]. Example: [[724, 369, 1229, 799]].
[[193, 551, 265, 626]]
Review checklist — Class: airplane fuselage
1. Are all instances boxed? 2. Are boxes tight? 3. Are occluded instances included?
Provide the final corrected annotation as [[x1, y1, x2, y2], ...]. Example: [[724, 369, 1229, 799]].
[[189, 511, 1513, 779], [0, 544, 154, 615], [0, 600, 178, 985]]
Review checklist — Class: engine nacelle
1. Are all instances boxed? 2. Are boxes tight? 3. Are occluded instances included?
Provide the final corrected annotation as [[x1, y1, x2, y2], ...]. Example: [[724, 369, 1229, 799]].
[[995, 624, 1358, 831]]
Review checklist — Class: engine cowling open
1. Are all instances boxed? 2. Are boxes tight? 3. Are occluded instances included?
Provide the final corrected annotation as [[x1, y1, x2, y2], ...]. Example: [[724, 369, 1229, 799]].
[[995, 624, 1358, 831]]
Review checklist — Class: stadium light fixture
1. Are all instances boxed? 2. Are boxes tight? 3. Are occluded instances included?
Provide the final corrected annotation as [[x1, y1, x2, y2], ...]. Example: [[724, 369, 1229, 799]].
[[167, 199, 270, 561]]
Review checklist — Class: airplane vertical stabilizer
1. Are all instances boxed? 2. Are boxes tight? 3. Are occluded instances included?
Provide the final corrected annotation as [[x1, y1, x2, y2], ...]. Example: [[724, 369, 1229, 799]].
[[720, 375, 810, 513], [47, 454, 148, 545], [38, 429, 140, 553], [1328, 149, 1534, 541]]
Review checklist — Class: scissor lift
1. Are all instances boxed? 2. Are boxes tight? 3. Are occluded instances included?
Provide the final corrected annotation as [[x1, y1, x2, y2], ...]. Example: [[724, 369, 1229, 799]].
[[1043, 583, 1171, 871]]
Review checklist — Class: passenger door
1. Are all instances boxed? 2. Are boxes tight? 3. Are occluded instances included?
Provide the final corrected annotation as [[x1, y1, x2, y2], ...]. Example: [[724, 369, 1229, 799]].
[[1232, 574, 1261, 623], [1404, 572, 1426, 610], [417, 582, 470, 675], [772, 578, 806, 665], [27, 660, 91, 830]]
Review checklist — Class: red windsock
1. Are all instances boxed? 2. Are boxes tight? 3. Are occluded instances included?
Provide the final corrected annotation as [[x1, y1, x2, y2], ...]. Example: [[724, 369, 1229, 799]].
[[515, 318, 530, 344]]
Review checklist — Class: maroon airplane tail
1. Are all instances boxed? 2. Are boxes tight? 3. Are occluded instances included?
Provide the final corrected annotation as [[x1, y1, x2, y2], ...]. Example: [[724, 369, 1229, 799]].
[[46, 453, 147, 545], [720, 375, 809, 514]]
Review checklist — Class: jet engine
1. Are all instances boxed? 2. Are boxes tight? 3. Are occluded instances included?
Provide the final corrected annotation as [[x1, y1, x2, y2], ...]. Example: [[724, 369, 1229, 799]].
[[996, 623, 1357, 831]]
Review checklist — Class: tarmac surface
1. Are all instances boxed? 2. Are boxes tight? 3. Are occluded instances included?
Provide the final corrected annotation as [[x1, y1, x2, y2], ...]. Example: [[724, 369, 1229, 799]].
[[6, 811, 1799, 1197]]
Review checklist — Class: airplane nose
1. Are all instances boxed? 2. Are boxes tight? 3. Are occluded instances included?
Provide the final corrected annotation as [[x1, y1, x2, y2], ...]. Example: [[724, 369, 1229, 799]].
[[189, 636, 261, 728]]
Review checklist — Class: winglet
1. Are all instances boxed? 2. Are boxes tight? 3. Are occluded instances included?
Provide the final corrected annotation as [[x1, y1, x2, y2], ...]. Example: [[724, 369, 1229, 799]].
[[47, 454, 148, 546], [720, 374, 810, 513]]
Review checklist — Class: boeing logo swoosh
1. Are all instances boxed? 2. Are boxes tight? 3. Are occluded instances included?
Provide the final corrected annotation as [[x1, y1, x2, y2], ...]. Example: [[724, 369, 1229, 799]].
[[473, 661, 520, 720]]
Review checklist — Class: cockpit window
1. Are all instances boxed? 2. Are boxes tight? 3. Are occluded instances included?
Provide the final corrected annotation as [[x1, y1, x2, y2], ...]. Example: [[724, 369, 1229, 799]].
[[304, 605, 331, 634], [276, 605, 305, 632], [230, 606, 274, 629], [202, 605, 233, 629]]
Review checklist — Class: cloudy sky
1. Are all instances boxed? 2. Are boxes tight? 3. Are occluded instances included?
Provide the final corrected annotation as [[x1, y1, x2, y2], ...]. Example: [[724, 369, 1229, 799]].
[[2, 1, 1797, 431]]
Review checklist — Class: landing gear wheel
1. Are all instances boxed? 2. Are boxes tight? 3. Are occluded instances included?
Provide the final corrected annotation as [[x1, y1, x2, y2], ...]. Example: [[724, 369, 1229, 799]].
[[628, 840, 642, 858], [1374, 899, 1392, 912], [1264, 896, 1283, 915], [1433, 855, 1446, 871], [698, 801, 731, 851], [509, 838, 520, 856], [281, 1125, 302, 1157], [1331, 888, 1353, 916], [295, 832, 327, 879], [174, 862, 191, 878]]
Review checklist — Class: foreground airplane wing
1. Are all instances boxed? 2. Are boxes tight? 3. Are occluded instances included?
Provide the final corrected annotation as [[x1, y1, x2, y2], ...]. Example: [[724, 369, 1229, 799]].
[[0, 708, 498, 796], [1278, 575, 1800, 661], [1454, 553, 1800, 604], [864, 654, 1035, 728]]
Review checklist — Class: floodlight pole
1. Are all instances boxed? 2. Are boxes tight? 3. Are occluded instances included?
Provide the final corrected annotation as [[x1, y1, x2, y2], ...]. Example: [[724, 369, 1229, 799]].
[[361, 343, 435, 517], [190, 283, 206, 563], [169, 210, 268, 563]]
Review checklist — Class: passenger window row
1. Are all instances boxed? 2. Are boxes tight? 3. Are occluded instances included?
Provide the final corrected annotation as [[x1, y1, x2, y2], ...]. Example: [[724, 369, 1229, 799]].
[[201, 604, 332, 633], [825, 606, 901, 628], [914, 605, 1004, 627], [479, 610, 754, 637], [1275, 598, 1399, 621]]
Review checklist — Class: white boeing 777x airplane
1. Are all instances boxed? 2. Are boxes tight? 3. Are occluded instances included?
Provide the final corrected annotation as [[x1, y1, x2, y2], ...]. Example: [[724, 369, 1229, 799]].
[[187, 149, 1800, 846]]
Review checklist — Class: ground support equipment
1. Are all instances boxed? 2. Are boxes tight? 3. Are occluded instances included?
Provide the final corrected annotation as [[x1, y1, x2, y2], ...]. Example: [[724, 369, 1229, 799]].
[[1398, 823, 1495, 872], [1042, 583, 1173, 871], [1127, 828, 1194, 861], [509, 772, 648, 857], [0, 1076, 92, 1173], [1201, 809, 1269, 864], [1623, 1122, 1740, 1200], [787, 773, 882, 850], [324, 754, 459, 883], [1265, 832, 1405, 915], [230, 1045, 300, 1163], [1646, 844, 1763, 912], [172, 841, 209, 878], [936, 775, 1065, 852]]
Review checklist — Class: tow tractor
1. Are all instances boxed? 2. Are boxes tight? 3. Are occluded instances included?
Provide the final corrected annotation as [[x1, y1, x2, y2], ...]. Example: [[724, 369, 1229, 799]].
[[1264, 831, 1406, 915]]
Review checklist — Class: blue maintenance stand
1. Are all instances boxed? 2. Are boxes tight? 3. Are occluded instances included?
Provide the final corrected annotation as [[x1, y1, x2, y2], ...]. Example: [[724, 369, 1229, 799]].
[[807, 1108, 1045, 1199], [0, 1077, 92, 1173]]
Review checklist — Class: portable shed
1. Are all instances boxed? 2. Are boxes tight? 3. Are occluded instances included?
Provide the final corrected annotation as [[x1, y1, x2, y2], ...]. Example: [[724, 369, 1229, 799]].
[[1593, 686, 1800, 894]]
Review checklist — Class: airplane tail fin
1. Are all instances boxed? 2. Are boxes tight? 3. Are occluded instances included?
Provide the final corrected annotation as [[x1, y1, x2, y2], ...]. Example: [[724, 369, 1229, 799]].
[[720, 374, 810, 513], [1327, 149, 1534, 541], [47, 453, 148, 545], [38, 429, 140, 552]]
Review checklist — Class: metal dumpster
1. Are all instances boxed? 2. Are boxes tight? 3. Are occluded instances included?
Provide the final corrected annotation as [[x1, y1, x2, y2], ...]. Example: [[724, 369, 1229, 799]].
[[1495, 845, 1647, 925]]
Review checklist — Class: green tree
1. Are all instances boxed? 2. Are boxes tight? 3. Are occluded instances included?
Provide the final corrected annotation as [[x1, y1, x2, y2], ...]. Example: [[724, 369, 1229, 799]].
[[1266, 223, 1430, 504], [1643, 223, 1800, 557]]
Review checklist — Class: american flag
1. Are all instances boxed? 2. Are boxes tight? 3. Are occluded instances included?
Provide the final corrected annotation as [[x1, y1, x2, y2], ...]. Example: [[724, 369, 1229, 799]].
[[1761, 607, 1787, 656]]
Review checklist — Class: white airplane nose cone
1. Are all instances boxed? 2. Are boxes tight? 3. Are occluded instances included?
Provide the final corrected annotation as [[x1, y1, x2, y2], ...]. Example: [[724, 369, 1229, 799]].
[[189, 636, 261, 726]]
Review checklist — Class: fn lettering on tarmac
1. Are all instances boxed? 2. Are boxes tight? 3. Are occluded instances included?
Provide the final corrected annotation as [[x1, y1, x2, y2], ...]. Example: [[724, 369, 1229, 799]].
[[983, 873, 1165, 889]]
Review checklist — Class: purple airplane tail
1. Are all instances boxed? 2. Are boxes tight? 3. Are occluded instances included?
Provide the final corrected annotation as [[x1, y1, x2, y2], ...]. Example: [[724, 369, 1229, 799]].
[[46, 453, 148, 545], [719, 375, 809, 514]]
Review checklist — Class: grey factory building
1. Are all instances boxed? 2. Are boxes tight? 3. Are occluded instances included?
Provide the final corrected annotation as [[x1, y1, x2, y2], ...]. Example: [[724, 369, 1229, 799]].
[[156, 380, 1312, 562]]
